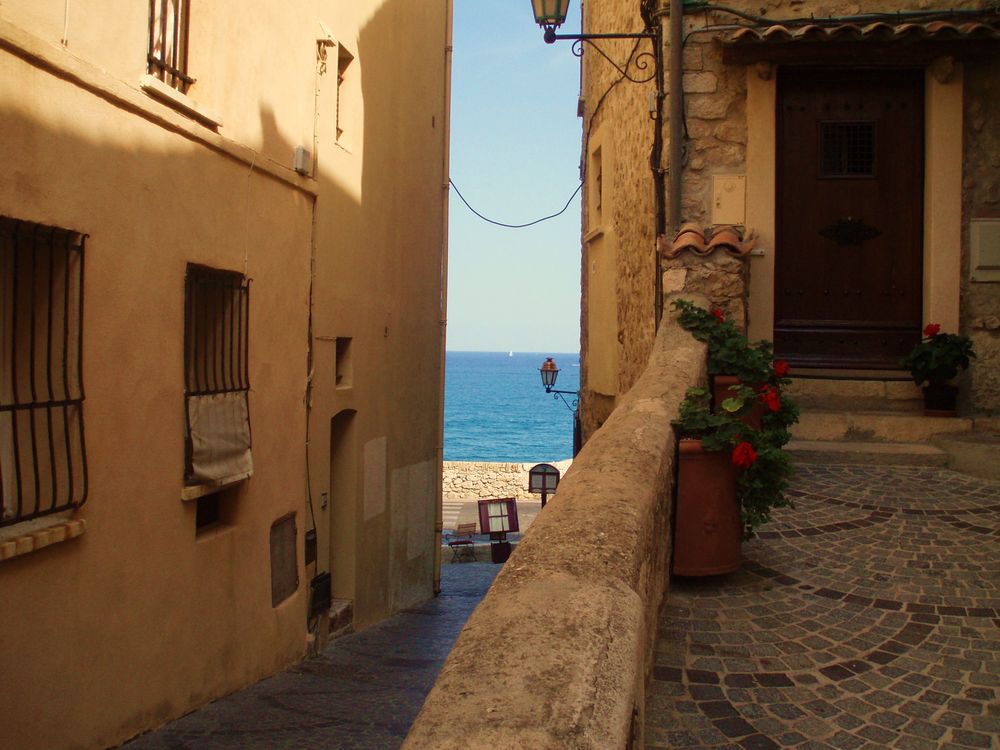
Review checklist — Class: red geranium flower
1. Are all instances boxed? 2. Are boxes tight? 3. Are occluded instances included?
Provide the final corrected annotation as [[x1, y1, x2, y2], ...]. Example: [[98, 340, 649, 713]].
[[732, 441, 757, 469], [774, 359, 789, 378], [759, 385, 781, 413], [923, 323, 941, 338], [710, 308, 725, 323]]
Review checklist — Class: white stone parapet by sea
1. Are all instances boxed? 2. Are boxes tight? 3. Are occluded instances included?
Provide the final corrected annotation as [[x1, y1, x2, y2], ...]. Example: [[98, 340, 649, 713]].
[[442, 459, 573, 501]]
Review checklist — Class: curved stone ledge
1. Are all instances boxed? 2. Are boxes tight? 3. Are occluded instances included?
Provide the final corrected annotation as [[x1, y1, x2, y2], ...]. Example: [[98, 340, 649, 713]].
[[404, 295, 708, 750]]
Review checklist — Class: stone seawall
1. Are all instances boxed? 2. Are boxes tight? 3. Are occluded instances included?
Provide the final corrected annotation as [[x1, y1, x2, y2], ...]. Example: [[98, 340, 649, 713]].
[[442, 459, 573, 501]]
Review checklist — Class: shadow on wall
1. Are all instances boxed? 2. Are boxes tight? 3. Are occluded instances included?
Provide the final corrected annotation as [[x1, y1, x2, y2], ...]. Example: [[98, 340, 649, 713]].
[[0, 99, 353, 749]]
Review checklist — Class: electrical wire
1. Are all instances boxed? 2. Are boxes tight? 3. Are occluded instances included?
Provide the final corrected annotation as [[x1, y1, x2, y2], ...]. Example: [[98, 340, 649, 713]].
[[449, 178, 581, 229]]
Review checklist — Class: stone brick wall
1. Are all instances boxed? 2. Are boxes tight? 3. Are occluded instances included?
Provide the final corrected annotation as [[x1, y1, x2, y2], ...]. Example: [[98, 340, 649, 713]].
[[963, 58, 1000, 415], [663, 252, 750, 331], [579, 0, 659, 441], [442, 459, 573, 501]]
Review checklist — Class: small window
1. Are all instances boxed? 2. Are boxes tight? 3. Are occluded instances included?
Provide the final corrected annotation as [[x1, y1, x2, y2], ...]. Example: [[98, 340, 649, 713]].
[[148, 0, 193, 94], [270, 514, 298, 607], [0, 217, 88, 528], [821, 121, 876, 178], [591, 146, 603, 222], [336, 45, 355, 143], [184, 264, 252, 488], [335, 337, 353, 389]]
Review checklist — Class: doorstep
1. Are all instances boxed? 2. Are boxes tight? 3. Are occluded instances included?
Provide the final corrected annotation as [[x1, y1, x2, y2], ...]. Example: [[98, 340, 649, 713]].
[[792, 409, 973, 442], [787, 439, 949, 467]]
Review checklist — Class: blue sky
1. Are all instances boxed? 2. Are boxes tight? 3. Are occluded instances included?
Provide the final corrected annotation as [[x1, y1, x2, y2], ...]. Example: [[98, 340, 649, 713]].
[[446, 1, 583, 354]]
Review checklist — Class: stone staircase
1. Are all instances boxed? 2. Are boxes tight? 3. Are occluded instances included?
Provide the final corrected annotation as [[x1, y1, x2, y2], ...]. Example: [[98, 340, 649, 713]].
[[785, 378, 1000, 479]]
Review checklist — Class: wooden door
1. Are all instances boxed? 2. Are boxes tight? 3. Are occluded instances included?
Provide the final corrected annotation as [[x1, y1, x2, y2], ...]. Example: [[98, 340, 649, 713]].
[[775, 69, 924, 369]]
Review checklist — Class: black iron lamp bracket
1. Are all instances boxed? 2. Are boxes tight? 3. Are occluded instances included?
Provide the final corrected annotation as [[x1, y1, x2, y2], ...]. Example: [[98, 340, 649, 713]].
[[544, 385, 579, 413], [544, 28, 659, 85]]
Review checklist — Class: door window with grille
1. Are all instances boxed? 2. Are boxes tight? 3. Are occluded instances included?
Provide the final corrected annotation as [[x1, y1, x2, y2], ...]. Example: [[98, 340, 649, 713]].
[[0, 217, 87, 528], [184, 264, 252, 487]]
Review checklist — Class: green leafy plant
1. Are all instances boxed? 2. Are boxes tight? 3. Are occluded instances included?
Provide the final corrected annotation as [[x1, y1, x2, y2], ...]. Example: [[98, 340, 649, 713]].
[[673, 385, 795, 537], [900, 323, 976, 387], [672, 298, 776, 384], [671, 298, 799, 536]]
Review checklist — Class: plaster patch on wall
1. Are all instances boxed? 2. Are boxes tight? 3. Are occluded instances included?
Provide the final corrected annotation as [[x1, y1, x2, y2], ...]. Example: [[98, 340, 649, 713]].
[[363, 437, 386, 520], [391, 460, 435, 561]]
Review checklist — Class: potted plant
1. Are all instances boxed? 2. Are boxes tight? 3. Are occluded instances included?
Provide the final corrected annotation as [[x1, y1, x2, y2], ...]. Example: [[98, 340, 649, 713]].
[[672, 299, 774, 403], [671, 383, 796, 576], [672, 298, 793, 426], [900, 323, 976, 416], [672, 386, 746, 576]]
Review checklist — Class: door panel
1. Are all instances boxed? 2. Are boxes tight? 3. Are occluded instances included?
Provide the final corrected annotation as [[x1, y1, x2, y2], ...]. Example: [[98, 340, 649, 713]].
[[775, 69, 924, 369]]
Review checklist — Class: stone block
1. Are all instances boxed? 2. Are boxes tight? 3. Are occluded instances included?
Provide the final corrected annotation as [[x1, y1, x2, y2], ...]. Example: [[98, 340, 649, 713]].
[[663, 268, 687, 294], [683, 72, 718, 94], [687, 95, 730, 120]]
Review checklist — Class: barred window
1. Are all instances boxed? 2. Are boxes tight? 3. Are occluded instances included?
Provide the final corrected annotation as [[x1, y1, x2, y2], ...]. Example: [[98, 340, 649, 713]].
[[148, 0, 192, 94], [0, 217, 87, 528], [821, 121, 877, 178], [184, 264, 252, 487]]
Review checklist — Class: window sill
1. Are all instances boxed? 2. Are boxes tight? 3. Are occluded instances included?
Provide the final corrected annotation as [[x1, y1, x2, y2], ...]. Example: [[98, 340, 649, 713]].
[[0, 516, 87, 562], [182, 471, 252, 501], [140, 74, 223, 129]]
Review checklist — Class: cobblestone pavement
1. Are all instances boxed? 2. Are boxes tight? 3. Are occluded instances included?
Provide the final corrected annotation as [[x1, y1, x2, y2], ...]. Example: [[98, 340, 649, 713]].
[[646, 464, 1000, 750], [121, 563, 499, 750]]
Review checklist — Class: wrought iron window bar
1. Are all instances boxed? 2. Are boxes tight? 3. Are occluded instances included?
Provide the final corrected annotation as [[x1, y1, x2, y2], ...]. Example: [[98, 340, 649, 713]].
[[183, 264, 250, 482], [184, 265, 250, 398], [147, 0, 193, 94], [0, 217, 88, 528]]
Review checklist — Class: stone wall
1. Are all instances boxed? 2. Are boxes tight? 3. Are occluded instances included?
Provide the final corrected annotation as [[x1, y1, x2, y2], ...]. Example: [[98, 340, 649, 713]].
[[403, 295, 708, 750], [663, 251, 750, 331], [578, 0, 659, 442], [442, 459, 574, 501], [963, 58, 1000, 415]]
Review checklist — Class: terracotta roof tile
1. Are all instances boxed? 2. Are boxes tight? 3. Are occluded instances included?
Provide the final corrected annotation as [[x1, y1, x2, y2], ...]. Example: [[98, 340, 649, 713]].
[[661, 225, 755, 260], [728, 19, 1000, 45]]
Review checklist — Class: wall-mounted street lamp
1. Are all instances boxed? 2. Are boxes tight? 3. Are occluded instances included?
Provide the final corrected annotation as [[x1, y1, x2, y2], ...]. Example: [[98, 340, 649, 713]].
[[539, 357, 581, 456], [529, 0, 661, 86], [530, 0, 688, 327]]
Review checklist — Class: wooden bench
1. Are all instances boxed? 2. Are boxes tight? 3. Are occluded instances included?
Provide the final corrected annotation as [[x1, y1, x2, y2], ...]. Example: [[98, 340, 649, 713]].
[[447, 522, 477, 562]]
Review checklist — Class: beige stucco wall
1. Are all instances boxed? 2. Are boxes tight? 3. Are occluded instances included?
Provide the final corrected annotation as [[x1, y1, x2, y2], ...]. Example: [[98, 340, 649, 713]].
[[305, 0, 451, 629], [0, 1, 450, 747]]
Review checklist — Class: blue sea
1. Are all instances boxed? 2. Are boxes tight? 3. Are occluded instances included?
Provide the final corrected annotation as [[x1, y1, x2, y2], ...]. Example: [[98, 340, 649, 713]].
[[444, 351, 580, 462]]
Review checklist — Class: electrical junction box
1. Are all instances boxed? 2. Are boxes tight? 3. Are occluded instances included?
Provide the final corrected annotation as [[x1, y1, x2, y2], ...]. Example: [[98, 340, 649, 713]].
[[293, 146, 311, 175], [971, 219, 1000, 282], [712, 174, 746, 226]]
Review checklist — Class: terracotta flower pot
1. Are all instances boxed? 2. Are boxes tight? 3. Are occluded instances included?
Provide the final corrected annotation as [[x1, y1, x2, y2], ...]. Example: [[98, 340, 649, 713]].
[[922, 383, 958, 417], [712, 374, 764, 430], [673, 439, 742, 577]]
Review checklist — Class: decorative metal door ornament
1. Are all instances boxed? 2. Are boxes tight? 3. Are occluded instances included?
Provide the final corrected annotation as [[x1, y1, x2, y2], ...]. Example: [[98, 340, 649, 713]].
[[819, 217, 881, 247]]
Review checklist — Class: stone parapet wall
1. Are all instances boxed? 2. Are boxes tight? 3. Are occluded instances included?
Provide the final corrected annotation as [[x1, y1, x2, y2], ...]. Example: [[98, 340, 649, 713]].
[[442, 459, 573, 502], [663, 251, 750, 331], [404, 294, 709, 750]]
